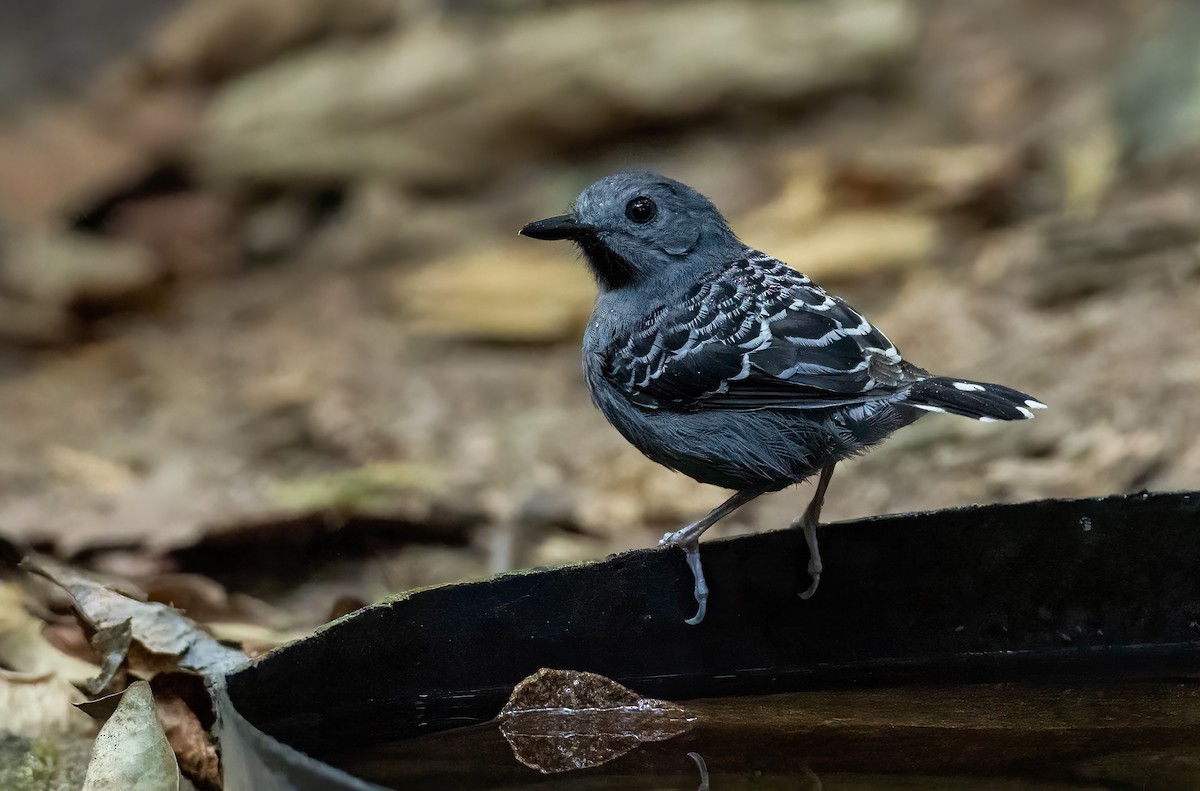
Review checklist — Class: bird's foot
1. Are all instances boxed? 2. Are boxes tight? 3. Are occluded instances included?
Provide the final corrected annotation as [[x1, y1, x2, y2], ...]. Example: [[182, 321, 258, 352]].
[[799, 523, 823, 600], [681, 541, 708, 625], [658, 491, 769, 624], [660, 525, 709, 623]]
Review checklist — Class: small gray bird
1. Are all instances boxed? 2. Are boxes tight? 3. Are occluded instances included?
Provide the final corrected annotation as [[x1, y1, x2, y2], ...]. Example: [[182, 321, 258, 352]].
[[521, 172, 1044, 624]]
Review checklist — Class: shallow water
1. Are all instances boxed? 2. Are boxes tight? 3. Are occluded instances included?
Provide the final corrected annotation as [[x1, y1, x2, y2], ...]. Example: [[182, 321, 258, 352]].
[[323, 679, 1200, 790]]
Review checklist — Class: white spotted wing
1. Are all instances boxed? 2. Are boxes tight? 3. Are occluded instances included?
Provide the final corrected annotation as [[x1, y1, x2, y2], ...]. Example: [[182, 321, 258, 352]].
[[602, 253, 927, 412]]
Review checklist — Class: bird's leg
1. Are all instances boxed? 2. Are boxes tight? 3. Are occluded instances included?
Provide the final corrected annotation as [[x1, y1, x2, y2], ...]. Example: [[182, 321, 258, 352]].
[[792, 463, 836, 600], [660, 488, 766, 625]]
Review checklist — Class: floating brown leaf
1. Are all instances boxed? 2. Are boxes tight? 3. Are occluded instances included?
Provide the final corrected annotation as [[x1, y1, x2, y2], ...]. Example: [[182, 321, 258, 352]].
[[498, 668, 694, 774]]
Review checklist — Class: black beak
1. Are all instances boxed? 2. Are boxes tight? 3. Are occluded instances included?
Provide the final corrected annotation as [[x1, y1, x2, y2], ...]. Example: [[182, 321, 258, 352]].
[[520, 214, 592, 241]]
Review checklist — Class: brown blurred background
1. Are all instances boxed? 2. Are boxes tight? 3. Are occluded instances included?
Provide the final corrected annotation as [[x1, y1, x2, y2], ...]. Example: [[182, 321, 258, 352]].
[[1, 0, 1198, 626]]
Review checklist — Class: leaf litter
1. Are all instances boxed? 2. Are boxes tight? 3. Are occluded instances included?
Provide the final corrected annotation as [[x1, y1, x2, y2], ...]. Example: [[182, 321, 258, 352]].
[[21, 558, 247, 683], [7, 560, 242, 789]]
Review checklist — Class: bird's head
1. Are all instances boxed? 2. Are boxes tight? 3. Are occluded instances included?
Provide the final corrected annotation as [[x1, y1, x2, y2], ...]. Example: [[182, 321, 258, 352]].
[[521, 172, 743, 291]]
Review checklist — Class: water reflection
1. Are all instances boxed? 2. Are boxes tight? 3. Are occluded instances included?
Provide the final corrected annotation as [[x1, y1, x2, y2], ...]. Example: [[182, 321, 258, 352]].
[[687, 752, 709, 791], [329, 681, 1200, 789]]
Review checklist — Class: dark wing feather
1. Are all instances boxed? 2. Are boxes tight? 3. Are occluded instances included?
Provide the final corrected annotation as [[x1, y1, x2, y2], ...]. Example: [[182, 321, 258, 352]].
[[603, 253, 925, 412]]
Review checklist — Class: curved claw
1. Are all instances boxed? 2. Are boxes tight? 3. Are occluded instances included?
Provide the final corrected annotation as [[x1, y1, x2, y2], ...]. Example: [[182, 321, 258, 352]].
[[799, 569, 821, 600], [682, 542, 709, 625]]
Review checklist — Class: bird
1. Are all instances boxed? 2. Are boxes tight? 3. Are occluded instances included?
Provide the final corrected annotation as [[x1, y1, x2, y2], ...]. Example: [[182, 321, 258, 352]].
[[520, 171, 1044, 625]]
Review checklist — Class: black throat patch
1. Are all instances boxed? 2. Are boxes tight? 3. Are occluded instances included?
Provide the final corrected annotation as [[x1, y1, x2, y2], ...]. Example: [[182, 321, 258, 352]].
[[576, 232, 638, 291]]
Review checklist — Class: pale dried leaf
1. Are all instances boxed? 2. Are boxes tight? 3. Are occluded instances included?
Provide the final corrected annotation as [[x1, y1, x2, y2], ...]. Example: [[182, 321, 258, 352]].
[[395, 245, 595, 343], [86, 620, 134, 696], [82, 681, 179, 791]]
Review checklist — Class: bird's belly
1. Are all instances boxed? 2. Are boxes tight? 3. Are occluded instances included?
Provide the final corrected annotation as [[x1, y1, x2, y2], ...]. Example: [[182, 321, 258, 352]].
[[593, 394, 829, 491], [590, 382, 913, 492]]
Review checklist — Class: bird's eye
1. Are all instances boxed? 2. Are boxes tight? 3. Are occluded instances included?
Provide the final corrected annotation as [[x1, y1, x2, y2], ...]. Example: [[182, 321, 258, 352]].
[[625, 196, 657, 224]]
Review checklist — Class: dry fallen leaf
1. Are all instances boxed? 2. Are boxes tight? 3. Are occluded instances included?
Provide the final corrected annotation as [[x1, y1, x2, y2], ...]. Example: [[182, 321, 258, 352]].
[[155, 692, 221, 791], [21, 559, 246, 680], [87, 619, 134, 695], [0, 583, 100, 685], [498, 668, 694, 774], [81, 681, 180, 791]]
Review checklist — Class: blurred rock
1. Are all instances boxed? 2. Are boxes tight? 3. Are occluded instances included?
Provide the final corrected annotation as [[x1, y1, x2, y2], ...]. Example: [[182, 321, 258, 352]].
[[0, 225, 165, 343], [198, 0, 918, 187], [139, 0, 400, 85], [106, 191, 235, 279], [0, 90, 202, 226], [730, 149, 940, 283], [295, 182, 497, 269], [743, 209, 937, 284], [394, 244, 596, 342], [978, 191, 1200, 303], [0, 297, 72, 346], [830, 144, 1026, 214], [2, 229, 159, 310], [0, 672, 95, 740]]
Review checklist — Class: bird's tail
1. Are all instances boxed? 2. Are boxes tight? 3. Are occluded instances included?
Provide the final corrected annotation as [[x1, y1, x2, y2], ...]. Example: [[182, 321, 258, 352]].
[[903, 377, 1046, 422]]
